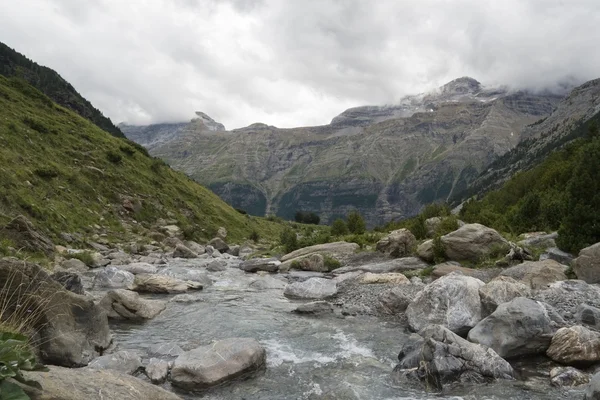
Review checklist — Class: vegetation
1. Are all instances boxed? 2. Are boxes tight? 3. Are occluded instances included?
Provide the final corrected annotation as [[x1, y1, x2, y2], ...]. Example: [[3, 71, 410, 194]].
[[0, 41, 125, 139], [0, 332, 45, 400], [294, 211, 320, 225], [460, 120, 600, 253], [376, 203, 453, 240], [279, 228, 299, 253], [323, 256, 342, 271], [346, 210, 366, 234], [65, 251, 95, 266], [330, 218, 348, 236], [0, 75, 282, 246]]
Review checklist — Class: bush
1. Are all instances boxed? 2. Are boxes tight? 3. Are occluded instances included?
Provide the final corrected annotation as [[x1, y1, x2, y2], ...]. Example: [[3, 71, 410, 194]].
[[436, 215, 460, 236], [249, 230, 260, 243], [347, 211, 366, 234], [119, 145, 136, 156], [66, 251, 94, 266], [406, 215, 427, 239], [331, 219, 348, 236], [279, 228, 298, 253], [33, 166, 59, 179], [323, 256, 341, 271], [106, 150, 122, 164], [294, 211, 320, 225], [432, 235, 446, 264], [235, 208, 248, 215]]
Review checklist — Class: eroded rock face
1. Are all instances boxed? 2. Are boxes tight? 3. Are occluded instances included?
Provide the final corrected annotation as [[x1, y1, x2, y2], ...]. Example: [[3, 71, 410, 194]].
[[394, 325, 513, 388], [21, 366, 182, 400], [547, 326, 600, 366], [98, 289, 167, 320], [499, 259, 568, 289], [574, 242, 600, 284], [375, 229, 416, 258], [170, 338, 266, 390], [0, 260, 111, 367], [468, 297, 564, 358], [440, 224, 509, 262], [283, 278, 338, 300], [479, 276, 532, 316], [406, 272, 484, 335]]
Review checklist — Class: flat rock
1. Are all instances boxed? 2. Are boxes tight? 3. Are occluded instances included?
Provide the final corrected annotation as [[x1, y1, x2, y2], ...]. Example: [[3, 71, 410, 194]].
[[133, 274, 203, 294], [333, 257, 427, 275], [283, 277, 338, 299], [499, 259, 568, 289], [431, 262, 499, 282], [98, 289, 167, 320], [88, 350, 142, 375], [148, 343, 184, 358], [249, 276, 287, 290], [280, 241, 359, 263], [240, 257, 281, 273], [359, 272, 409, 285], [293, 301, 334, 315], [114, 262, 158, 275]]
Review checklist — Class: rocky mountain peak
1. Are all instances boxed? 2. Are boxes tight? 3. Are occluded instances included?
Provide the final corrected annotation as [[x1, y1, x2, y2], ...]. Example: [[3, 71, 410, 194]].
[[439, 77, 482, 95], [192, 111, 226, 131]]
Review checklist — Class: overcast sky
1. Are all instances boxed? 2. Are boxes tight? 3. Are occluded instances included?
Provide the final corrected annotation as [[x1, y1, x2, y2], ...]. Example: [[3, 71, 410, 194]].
[[1, 0, 600, 129]]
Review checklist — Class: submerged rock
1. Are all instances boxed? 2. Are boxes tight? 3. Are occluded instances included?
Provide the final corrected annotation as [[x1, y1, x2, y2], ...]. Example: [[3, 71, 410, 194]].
[[133, 274, 202, 294], [293, 301, 334, 315], [284, 277, 338, 300], [550, 366, 589, 387], [170, 338, 266, 390]]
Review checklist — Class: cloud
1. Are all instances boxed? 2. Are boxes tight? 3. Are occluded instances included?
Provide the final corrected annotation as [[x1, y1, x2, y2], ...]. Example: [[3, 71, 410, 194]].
[[1, 0, 599, 128]]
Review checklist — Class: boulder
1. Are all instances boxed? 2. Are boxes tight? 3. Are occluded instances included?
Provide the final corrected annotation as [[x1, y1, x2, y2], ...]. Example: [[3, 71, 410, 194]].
[[170, 338, 266, 390], [280, 241, 359, 263], [375, 229, 416, 257], [240, 257, 281, 273], [206, 259, 227, 271], [0, 259, 111, 367], [394, 325, 513, 388], [574, 242, 600, 284], [133, 274, 203, 294], [173, 244, 198, 259], [93, 266, 135, 289], [283, 277, 338, 300], [148, 343, 184, 358], [440, 223, 509, 262], [518, 231, 558, 248], [547, 326, 600, 366], [431, 262, 499, 282], [146, 358, 170, 384], [208, 237, 229, 252], [217, 226, 228, 239], [540, 247, 574, 266], [577, 304, 600, 330], [0, 215, 54, 255], [406, 272, 484, 335], [98, 289, 167, 320], [21, 366, 182, 400], [184, 240, 206, 255], [359, 272, 409, 285], [291, 253, 327, 272], [468, 297, 564, 358], [160, 225, 181, 238], [88, 350, 142, 375], [227, 245, 240, 256], [50, 271, 84, 295], [550, 366, 589, 387], [114, 262, 158, 275], [416, 239, 434, 262], [425, 217, 442, 237], [293, 301, 334, 315], [378, 283, 425, 314], [333, 257, 427, 275], [479, 276, 531, 316], [249, 276, 287, 290], [499, 259, 568, 289], [535, 280, 600, 324], [60, 258, 88, 272], [585, 372, 600, 399]]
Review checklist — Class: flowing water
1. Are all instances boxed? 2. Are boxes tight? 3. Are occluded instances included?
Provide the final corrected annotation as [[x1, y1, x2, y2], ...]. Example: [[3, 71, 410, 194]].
[[109, 265, 582, 400]]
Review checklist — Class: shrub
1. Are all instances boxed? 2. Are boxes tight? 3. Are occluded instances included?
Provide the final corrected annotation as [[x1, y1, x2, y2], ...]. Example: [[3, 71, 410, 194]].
[[294, 211, 320, 225], [235, 208, 248, 215], [66, 251, 94, 266], [279, 228, 298, 253], [119, 145, 136, 156], [436, 215, 460, 236], [432, 235, 446, 264], [331, 219, 348, 236], [22, 116, 48, 134], [249, 230, 260, 243], [323, 256, 341, 271], [106, 150, 123, 164], [33, 166, 59, 179], [347, 211, 366, 234], [406, 215, 427, 239]]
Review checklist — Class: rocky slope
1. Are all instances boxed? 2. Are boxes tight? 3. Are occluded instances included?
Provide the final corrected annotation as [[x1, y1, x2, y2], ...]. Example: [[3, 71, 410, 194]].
[[122, 77, 564, 226]]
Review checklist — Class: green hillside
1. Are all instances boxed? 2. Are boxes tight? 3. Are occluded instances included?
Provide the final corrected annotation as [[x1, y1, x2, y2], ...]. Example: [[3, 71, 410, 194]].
[[0, 42, 125, 138], [459, 113, 600, 253], [0, 75, 281, 246]]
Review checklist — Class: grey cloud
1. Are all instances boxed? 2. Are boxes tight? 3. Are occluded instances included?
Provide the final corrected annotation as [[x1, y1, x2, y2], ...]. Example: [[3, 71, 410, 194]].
[[0, 0, 599, 128]]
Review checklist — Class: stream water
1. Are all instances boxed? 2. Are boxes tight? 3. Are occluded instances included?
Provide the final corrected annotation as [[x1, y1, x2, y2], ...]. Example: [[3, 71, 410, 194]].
[[108, 265, 582, 400]]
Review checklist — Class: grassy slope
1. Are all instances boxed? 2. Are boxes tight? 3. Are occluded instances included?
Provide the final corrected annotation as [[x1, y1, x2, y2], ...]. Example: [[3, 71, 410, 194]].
[[0, 76, 281, 244]]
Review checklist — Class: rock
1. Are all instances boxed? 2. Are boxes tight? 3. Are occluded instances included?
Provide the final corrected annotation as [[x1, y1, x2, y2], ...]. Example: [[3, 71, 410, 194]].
[[574, 242, 600, 284], [173, 244, 198, 259], [499, 259, 568, 289], [249, 276, 287, 290], [93, 266, 135, 289], [518, 231, 558, 248], [547, 326, 600, 366], [158, 268, 213, 286], [115, 262, 158, 275], [431, 262, 499, 282], [280, 241, 359, 263], [0, 259, 111, 367], [479, 276, 531, 316], [333, 257, 428, 275], [292, 253, 328, 272], [206, 259, 228, 271], [550, 366, 589, 387], [468, 297, 564, 358], [21, 365, 182, 400], [293, 301, 334, 315], [378, 283, 425, 314], [504, 243, 534, 263], [148, 343, 184, 358], [577, 304, 600, 330], [425, 217, 443, 237], [160, 225, 181, 238], [170, 294, 204, 303], [440, 223, 509, 262], [394, 325, 513, 388], [359, 272, 409, 285], [60, 258, 88, 272], [0, 215, 54, 255], [107, 251, 131, 263], [146, 358, 170, 384], [184, 240, 206, 255], [162, 237, 184, 249], [227, 244, 240, 256], [88, 350, 142, 375], [240, 257, 281, 273], [208, 237, 229, 252], [87, 251, 110, 268], [238, 245, 254, 259], [585, 371, 600, 399], [540, 247, 574, 266], [416, 239, 434, 262], [98, 289, 167, 320], [217, 226, 228, 239], [535, 280, 600, 324], [283, 277, 338, 299], [133, 274, 203, 294], [170, 338, 266, 390], [375, 229, 416, 257], [50, 271, 84, 295], [406, 272, 484, 335]]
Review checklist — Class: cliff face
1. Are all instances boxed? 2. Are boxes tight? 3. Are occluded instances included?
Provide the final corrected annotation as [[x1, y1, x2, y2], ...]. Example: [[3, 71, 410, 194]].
[[121, 78, 565, 226]]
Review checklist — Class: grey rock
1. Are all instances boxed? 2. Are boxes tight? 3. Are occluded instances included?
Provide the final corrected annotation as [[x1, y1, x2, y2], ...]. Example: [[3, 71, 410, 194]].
[[145, 358, 170, 384], [158, 267, 213, 286], [60, 258, 88, 272], [375, 229, 416, 257], [468, 297, 564, 358], [208, 237, 229, 252], [289, 253, 327, 272], [88, 350, 142, 375], [173, 244, 198, 259], [577, 304, 600, 330], [378, 283, 424, 314], [240, 257, 281, 273], [406, 272, 484, 335], [440, 223, 509, 262], [206, 259, 227, 272], [547, 325, 600, 366], [585, 371, 600, 399], [217, 226, 228, 239], [98, 289, 167, 320], [171, 338, 266, 389], [534, 280, 600, 323], [574, 242, 600, 284], [518, 231, 558, 248], [93, 266, 135, 289], [114, 262, 158, 275], [170, 294, 204, 303], [540, 247, 574, 266], [133, 274, 203, 294], [184, 240, 206, 255], [249, 276, 287, 290], [50, 271, 84, 295], [333, 257, 427, 275], [499, 259, 568, 289], [284, 277, 338, 299], [425, 217, 442, 237], [280, 242, 359, 263], [431, 262, 500, 282], [479, 276, 532, 316], [0, 215, 54, 255], [148, 343, 184, 358], [416, 240, 434, 262], [227, 244, 240, 256], [550, 366, 589, 387], [293, 301, 334, 315]]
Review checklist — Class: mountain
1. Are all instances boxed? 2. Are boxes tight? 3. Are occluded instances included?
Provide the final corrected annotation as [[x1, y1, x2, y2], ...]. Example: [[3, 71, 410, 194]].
[[121, 77, 564, 226], [0, 75, 281, 246], [0, 41, 125, 138]]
